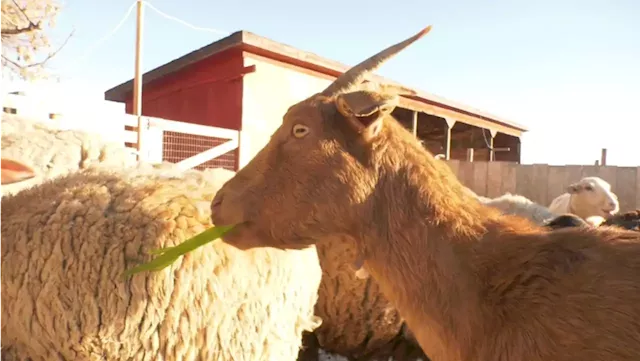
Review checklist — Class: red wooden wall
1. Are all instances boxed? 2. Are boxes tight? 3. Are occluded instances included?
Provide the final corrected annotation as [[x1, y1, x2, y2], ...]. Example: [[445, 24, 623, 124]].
[[122, 49, 247, 171]]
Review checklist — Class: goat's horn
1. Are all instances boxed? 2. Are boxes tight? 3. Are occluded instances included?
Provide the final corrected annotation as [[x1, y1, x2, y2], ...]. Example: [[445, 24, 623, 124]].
[[321, 25, 432, 97]]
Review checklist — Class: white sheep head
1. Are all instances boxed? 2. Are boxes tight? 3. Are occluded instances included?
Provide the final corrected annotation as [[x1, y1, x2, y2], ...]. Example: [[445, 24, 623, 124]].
[[567, 176, 619, 219]]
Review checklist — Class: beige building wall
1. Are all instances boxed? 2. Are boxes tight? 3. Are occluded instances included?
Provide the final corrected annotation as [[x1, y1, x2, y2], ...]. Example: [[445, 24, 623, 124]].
[[239, 54, 333, 167]]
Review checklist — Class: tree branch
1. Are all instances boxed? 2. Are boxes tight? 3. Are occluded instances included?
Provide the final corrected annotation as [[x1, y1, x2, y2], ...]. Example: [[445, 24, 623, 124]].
[[2, 22, 41, 35], [12, 0, 38, 23], [34, 28, 74, 67], [12, 28, 74, 69], [1, 53, 24, 69], [2, 0, 43, 35], [1, 0, 66, 80]]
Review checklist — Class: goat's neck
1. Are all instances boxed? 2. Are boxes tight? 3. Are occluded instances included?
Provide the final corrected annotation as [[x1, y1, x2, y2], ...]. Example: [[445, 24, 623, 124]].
[[353, 159, 491, 360]]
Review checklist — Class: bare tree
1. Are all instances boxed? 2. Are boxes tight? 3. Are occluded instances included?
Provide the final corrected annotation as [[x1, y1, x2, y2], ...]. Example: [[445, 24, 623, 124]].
[[1, 0, 73, 81]]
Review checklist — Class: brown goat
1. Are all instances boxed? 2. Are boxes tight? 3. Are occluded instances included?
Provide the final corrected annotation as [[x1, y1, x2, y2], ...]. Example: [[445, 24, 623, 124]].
[[211, 26, 640, 360]]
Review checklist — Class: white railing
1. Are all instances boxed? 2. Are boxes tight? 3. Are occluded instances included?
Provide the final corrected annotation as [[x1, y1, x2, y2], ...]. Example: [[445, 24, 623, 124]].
[[142, 117, 239, 170]]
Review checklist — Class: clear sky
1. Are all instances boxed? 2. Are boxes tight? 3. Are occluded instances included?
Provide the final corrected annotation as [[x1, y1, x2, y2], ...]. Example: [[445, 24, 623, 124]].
[[11, 0, 640, 166]]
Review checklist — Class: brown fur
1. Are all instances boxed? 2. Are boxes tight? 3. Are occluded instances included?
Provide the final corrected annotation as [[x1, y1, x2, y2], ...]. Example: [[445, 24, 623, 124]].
[[308, 236, 428, 361], [540, 211, 640, 233], [543, 213, 590, 230], [211, 27, 640, 360], [602, 210, 640, 231]]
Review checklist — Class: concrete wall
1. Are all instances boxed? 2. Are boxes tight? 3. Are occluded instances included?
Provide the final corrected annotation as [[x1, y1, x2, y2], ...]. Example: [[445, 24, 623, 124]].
[[240, 53, 333, 165]]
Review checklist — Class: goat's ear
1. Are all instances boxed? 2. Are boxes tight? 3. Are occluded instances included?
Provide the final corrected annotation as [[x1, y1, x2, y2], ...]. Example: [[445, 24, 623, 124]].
[[1, 158, 36, 185], [567, 182, 583, 194], [335, 90, 398, 142]]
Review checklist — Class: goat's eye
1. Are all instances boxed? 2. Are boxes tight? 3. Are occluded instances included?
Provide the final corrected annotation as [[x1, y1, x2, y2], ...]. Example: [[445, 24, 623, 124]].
[[585, 185, 594, 191], [292, 124, 310, 139]]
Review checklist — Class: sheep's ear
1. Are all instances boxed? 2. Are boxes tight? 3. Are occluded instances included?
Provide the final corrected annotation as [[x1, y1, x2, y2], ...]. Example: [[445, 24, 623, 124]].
[[335, 90, 398, 142], [1, 158, 36, 185], [567, 182, 583, 194]]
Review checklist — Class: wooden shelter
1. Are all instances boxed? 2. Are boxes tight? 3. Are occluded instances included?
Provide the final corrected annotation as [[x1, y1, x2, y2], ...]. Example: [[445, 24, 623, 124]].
[[105, 30, 528, 167]]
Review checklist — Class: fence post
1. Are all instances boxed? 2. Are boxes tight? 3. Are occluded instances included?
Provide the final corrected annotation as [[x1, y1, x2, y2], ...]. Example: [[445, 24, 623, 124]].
[[236, 130, 251, 171], [466, 148, 474, 162], [600, 148, 607, 166], [411, 111, 418, 138], [144, 118, 164, 164]]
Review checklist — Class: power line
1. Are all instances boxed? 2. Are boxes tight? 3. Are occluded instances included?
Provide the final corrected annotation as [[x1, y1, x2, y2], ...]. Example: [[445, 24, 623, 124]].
[[143, 1, 229, 36], [55, 1, 230, 83], [71, 1, 137, 66]]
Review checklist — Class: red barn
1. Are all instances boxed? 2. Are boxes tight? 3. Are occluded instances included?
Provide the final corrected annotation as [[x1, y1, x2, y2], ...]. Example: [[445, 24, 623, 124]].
[[105, 30, 527, 171]]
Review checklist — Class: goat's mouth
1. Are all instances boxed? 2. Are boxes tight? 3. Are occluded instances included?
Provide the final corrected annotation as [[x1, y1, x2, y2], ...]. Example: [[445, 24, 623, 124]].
[[218, 222, 316, 251], [216, 221, 264, 251]]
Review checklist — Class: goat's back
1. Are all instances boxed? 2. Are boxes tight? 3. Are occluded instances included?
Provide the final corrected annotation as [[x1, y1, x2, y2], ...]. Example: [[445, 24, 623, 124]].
[[476, 225, 640, 360]]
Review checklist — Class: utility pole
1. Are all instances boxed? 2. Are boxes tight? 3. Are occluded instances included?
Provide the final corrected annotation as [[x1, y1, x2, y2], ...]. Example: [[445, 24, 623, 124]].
[[133, 0, 145, 161], [600, 148, 607, 166]]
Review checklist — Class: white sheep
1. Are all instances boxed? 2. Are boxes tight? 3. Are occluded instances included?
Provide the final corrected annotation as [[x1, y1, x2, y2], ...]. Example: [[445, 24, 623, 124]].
[[1, 162, 323, 361], [460, 185, 611, 228], [2, 114, 321, 361], [1, 113, 137, 196], [478, 192, 557, 225], [548, 176, 620, 220], [459, 186, 556, 225]]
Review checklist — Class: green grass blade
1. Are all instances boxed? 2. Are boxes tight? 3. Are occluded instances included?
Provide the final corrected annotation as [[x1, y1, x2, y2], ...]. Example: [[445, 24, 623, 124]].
[[122, 224, 236, 279], [147, 225, 235, 256], [122, 253, 177, 278]]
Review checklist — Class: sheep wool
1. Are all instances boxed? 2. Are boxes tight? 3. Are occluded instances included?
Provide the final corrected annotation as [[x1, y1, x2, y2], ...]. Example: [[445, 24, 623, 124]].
[[1, 113, 137, 197], [1, 163, 323, 361], [478, 193, 555, 225]]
